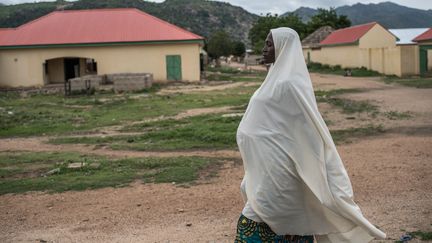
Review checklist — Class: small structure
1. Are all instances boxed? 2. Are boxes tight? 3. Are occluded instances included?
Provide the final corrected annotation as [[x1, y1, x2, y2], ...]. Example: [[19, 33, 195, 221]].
[[0, 8, 204, 88], [66, 73, 153, 95], [111, 73, 153, 93], [302, 26, 334, 64], [303, 22, 430, 77], [319, 22, 399, 75], [389, 28, 430, 76], [413, 28, 432, 75]]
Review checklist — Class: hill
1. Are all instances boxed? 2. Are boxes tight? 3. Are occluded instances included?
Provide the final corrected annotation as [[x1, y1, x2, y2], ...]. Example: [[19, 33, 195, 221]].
[[0, 0, 258, 44], [286, 2, 432, 28]]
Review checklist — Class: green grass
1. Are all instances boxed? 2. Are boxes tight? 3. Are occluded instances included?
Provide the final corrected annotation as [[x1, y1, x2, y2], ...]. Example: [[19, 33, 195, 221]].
[[307, 62, 381, 77], [331, 125, 385, 144], [0, 84, 257, 138], [384, 111, 412, 120], [205, 66, 267, 82], [315, 89, 364, 98], [315, 89, 378, 114], [327, 98, 378, 114], [205, 72, 266, 82], [383, 77, 432, 88], [50, 113, 243, 151], [206, 73, 233, 81], [0, 151, 222, 195], [51, 112, 387, 150], [205, 66, 266, 75], [409, 230, 432, 240]]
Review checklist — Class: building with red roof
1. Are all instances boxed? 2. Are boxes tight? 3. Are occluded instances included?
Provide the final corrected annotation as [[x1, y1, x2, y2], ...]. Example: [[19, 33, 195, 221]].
[[413, 28, 432, 43], [0, 8, 204, 88], [302, 22, 430, 76], [319, 22, 378, 46], [413, 28, 432, 74]]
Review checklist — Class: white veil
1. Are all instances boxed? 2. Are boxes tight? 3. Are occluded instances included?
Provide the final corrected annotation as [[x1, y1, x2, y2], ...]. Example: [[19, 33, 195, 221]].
[[237, 27, 386, 242]]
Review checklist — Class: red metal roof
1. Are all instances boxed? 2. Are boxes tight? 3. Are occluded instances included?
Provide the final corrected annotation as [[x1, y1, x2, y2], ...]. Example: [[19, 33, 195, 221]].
[[413, 28, 432, 42], [0, 8, 203, 47], [0, 28, 14, 43], [320, 22, 377, 46]]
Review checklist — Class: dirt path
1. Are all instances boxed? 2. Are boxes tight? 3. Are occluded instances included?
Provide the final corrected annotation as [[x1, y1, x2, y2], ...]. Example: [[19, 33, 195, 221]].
[[0, 137, 240, 159], [1, 74, 431, 242], [1, 134, 430, 242]]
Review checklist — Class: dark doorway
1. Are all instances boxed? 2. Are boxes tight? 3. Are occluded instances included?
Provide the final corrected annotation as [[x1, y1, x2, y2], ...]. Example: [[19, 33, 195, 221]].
[[419, 45, 432, 76], [64, 58, 80, 81]]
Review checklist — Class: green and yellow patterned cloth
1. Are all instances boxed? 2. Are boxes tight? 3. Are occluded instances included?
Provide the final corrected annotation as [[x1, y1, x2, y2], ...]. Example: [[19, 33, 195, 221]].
[[235, 215, 315, 243]]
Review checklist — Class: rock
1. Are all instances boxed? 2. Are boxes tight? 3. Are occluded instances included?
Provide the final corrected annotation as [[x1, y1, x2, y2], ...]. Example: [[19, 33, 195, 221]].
[[186, 223, 192, 227], [89, 163, 100, 169], [177, 209, 184, 213], [42, 168, 60, 177], [67, 162, 87, 169], [222, 113, 244, 118]]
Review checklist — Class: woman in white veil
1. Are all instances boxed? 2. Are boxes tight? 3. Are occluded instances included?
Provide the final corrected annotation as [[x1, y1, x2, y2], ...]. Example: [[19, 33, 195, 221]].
[[235, 27, 386, 243]]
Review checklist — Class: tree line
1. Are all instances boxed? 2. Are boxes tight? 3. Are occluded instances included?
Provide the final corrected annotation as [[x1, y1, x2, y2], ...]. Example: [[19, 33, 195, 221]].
[[207, 8, 351, 59]]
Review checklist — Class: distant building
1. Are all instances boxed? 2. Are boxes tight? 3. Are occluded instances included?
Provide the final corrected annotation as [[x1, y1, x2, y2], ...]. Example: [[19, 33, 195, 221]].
[[301, 26, 334, 64], [0, 8, 204, 88], [302, 22, 431, 77], [413, 28, 432, 75]]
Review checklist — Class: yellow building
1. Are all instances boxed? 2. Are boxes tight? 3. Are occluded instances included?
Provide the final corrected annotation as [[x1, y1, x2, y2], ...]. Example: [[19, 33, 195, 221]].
[[0, 8, 204, 88], [302, 22, 429, 77]]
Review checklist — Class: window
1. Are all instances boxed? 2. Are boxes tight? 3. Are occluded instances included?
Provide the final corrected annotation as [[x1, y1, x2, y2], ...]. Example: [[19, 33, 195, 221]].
[[85, 59, 97, 74]]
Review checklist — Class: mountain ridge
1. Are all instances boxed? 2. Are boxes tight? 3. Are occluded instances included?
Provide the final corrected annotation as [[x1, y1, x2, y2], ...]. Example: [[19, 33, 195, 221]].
[[286, 2, 432, 28], [0, 1, 430, 45]]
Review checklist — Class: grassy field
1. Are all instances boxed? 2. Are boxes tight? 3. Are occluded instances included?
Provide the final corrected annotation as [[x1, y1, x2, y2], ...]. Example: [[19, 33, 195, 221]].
[[307, 62, 381, 77], [0, 151, 224, 195], [205, 66, 267, 82], [50, 114, 242, 151], [3, 68, 425, 195], [0, 84, 258, 137], [383, 76, 432, 88]]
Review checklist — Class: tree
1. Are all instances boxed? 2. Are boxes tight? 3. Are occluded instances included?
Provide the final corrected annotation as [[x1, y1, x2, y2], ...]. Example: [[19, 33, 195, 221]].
[[207, 30, 233, 61], [307, 8, 351, 34], [232, 41, 246, 57], [249, 13, 307, 54]]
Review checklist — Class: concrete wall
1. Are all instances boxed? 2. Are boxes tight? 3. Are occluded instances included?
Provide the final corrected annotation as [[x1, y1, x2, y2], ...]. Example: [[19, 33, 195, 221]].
[[303, 45, 368, 69], [46, 58, 64, 84], [0, 42, 201, 88], [400, 45, 420, 76], [304, 44, 416, 76], [359, 24, 396, 49], [428, 50, 432, 70], [301, 24, 427, 77], [79, 58, 87, 76]]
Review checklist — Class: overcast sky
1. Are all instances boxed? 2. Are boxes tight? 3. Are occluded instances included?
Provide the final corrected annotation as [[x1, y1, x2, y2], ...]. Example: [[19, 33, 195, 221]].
[[0, 0, 431, 14]]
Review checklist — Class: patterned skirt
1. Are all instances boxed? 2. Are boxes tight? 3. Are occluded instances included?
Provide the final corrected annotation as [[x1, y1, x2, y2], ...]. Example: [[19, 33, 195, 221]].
[[235, 214, 315, 243]]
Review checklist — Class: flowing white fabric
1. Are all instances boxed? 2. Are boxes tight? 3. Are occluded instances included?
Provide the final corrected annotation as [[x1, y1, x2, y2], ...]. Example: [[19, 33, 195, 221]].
[[236, 27, 386, 242]]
